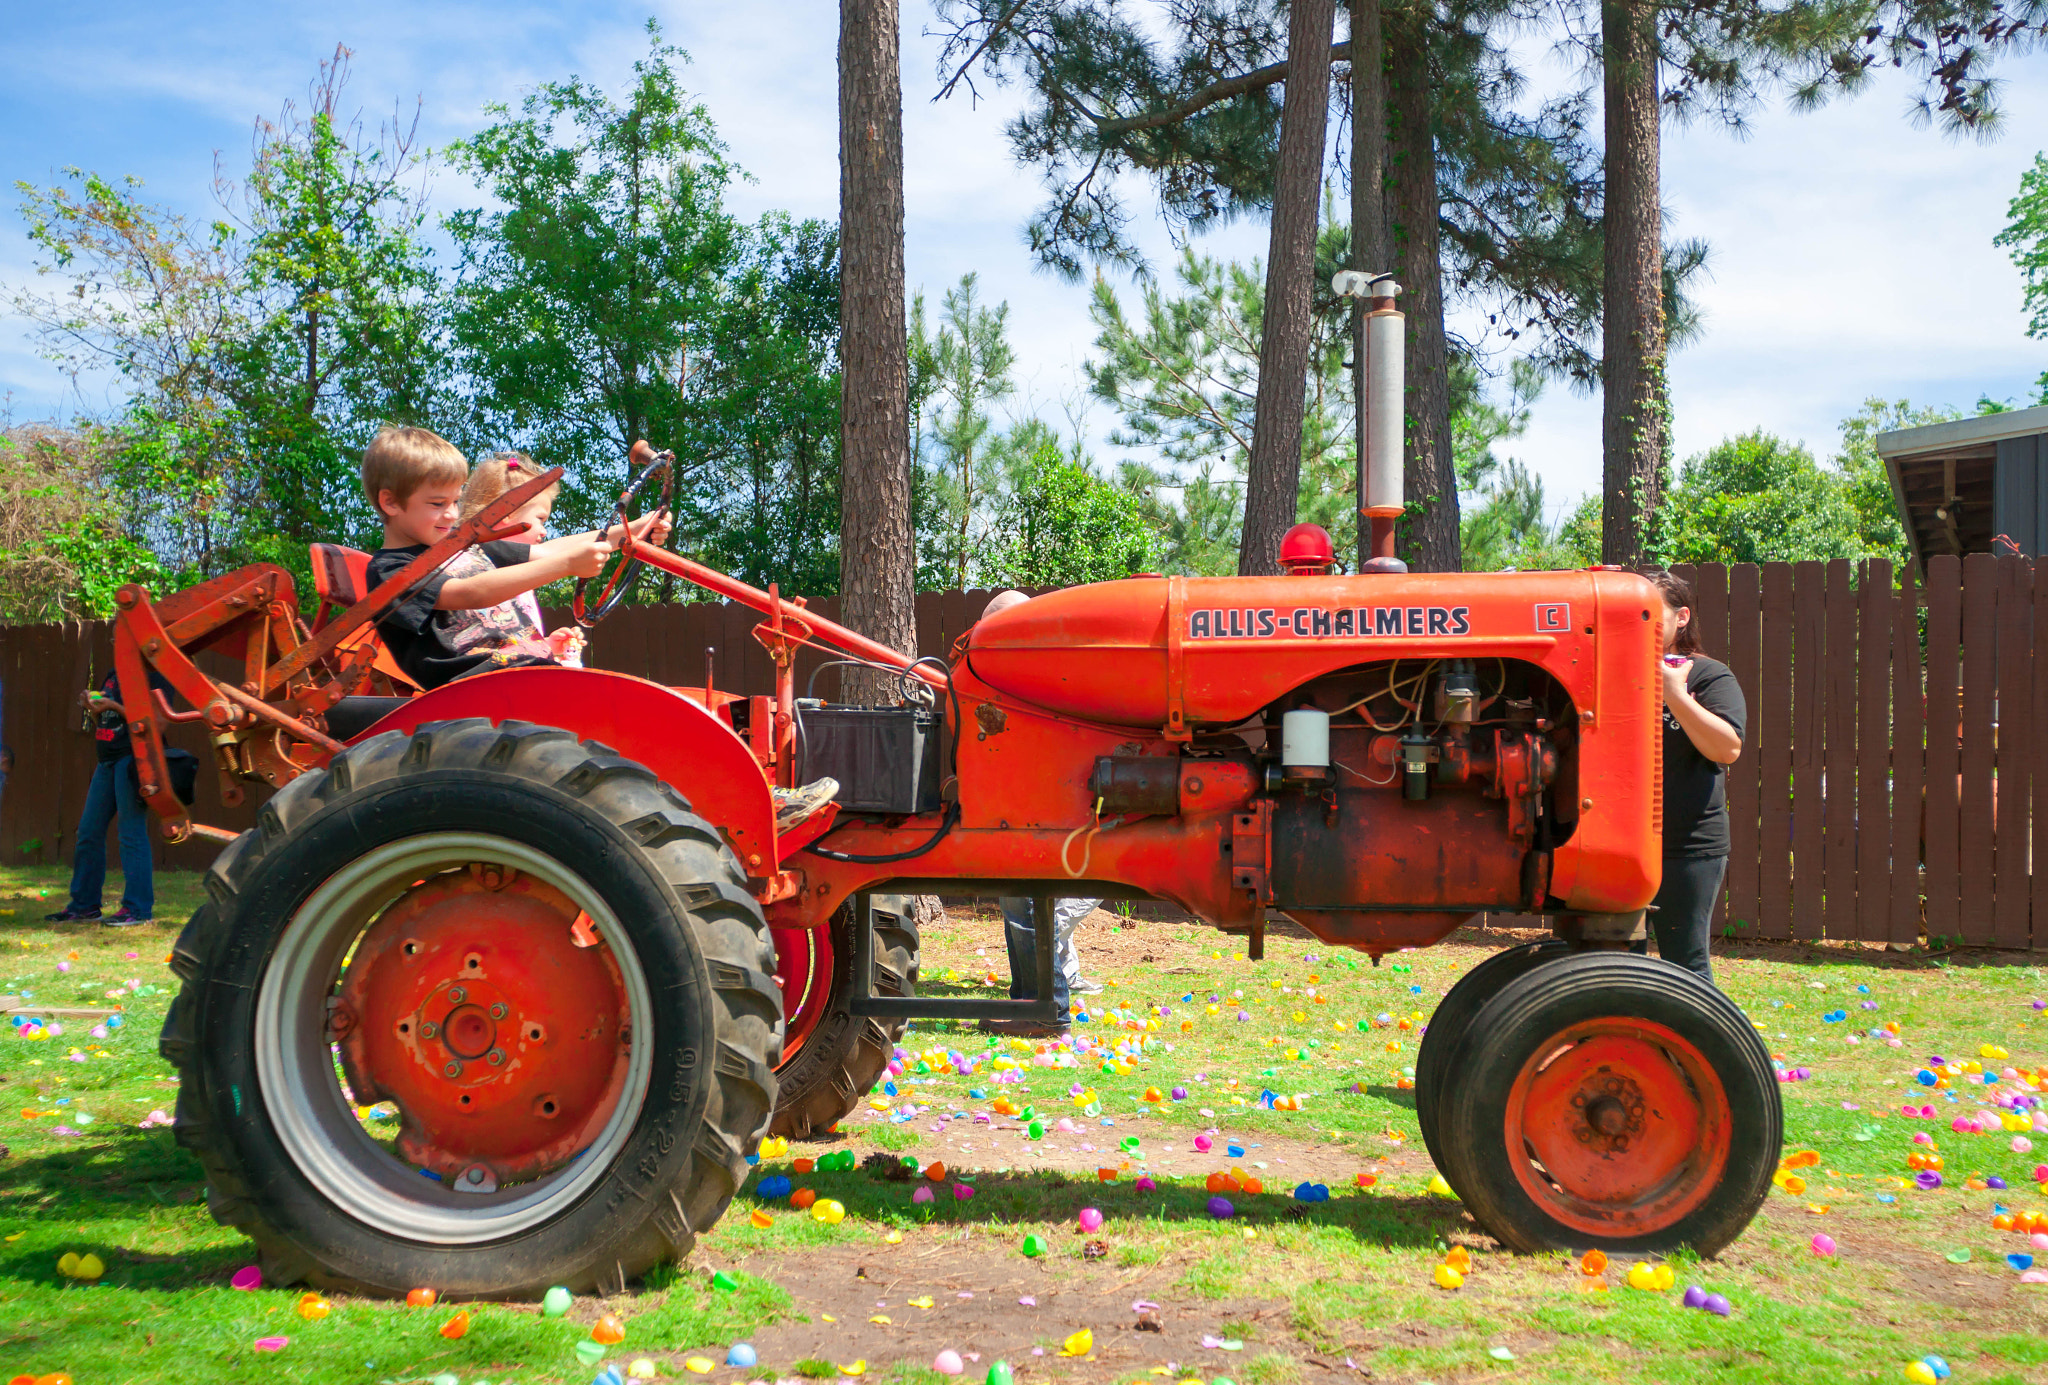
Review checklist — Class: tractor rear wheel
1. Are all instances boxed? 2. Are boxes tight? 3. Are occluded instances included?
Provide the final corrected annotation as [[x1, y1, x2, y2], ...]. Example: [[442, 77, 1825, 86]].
[[157, 719, 783, 1298], [769, 896, 920, 1140], [1415, 940, 1569, 1171], [1434, 954, 1779, 1257]]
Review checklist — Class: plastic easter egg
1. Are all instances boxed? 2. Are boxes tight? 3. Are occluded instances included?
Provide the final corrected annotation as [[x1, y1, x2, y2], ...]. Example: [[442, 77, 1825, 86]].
[[296, 1292, 332, 1320], [1078, 1207, 1104, 1233], [1811, 1233, 1837, 1256], [233, 1265, 263, 1291], [1194, 1134, 1213, 1152], [1433, 1264, 1464, 1289], [1207, 1195, 1235, 1219], [986, 1361, 1015, 1385], [1625, 1263, 1658, 1291], [1022, 1234, 1047, 1257], [728, 1343, 759, 1368], [1135, 1174, 1157, 1192], [591, 1313, 626, 1344], [792, 1188, 818, 1209], [1916, 1171, 1944, 1191], [439, 1310, 470, 1340], [1651, 1264, 1674, 1291], [812, 1198, 847, 1224], [1905, 1363, 1938, 1385], [1171, 1086, 1188, 1100], [1704, 1293, 1732, 1317], [543, 1285, 574, 1316], [1026, 1120, 1044, 1140], [630, 1359, 662, 1379], [1682, 1285, 1707, 1308], [711, 1270, 741, 1291], [913, 1185, 935, 1204], [1921, 1356, 1951, 1380], [405, 1285, 435, 1307], [1227, 1143, 1245, 1157], [956, 1182, 976, 1200], [934, 1349, 964, 1375], [574, 1340, 608, 1367], [758, 1175, 792, 1199]]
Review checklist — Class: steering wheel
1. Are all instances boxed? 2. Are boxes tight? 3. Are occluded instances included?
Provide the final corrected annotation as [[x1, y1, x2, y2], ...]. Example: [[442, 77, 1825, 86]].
[[573, 442, 676, 629]]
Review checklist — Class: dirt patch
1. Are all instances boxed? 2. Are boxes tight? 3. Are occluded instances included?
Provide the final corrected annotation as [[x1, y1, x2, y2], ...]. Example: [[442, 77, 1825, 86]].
[[695, 1234, 1290, 1379]]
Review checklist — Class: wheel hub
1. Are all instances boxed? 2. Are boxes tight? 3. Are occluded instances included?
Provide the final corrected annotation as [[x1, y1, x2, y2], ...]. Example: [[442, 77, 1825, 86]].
[[335, 868, 630, 1186], [1574, 1077, 1646, 1151]]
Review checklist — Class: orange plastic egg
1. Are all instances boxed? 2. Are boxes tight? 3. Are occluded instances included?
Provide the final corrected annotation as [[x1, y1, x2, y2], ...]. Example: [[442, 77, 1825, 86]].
[[591, 1313, 625, 1345], [792, 1188, 817, 1209], [793, 1158, 816, 1174], [750, 1208, 774, 1229], [1580, 1249, 1607, 1275], [406, 1287, 438, 1308], [296, 1292, 332, 1320], [925, 1162, 947, 1181], [439, 1310, 470, 1340]]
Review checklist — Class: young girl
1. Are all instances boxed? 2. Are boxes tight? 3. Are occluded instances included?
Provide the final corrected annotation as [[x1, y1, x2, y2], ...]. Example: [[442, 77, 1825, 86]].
[[445, 453, 587, 669]]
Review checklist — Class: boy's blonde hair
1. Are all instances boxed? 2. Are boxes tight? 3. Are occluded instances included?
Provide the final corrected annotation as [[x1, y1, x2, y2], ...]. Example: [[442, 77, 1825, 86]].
[[460, 452, 558, 522], [362, 426, 467, 512]]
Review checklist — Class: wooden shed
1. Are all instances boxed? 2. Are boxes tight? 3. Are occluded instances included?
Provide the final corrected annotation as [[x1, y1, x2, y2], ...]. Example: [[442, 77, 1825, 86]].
[[1878, 403, 2048, 569]]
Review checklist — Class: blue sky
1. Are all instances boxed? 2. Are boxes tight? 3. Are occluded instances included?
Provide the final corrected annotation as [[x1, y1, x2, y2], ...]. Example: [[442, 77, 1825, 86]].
[[4, 0, 2046, 521]]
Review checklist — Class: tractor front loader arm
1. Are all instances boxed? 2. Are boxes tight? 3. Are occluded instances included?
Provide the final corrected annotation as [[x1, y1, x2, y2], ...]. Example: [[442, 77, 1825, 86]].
[[108, 467, 567, 844]]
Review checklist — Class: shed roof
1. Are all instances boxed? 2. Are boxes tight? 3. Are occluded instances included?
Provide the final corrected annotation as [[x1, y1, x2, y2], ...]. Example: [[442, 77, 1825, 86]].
[[1875, 404, 2048, 571]]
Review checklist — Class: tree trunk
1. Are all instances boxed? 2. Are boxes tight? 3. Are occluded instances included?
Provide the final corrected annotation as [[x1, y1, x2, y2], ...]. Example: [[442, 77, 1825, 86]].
[[1599, 0, 1666, 568], [1348, 0, 1390, 571], [1386, 10, 1457, 572], [838, 0, 917, 700], [1240, 0, 1337, 576]]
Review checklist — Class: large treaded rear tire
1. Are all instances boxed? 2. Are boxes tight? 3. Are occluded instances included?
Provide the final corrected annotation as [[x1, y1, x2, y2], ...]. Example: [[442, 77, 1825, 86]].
[[770, 896, 920, 1140], [157, 718, 783, 1297]]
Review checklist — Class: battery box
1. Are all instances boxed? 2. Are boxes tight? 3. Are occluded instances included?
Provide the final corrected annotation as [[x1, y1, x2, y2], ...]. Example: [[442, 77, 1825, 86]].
[[797, 704, 943, 815]]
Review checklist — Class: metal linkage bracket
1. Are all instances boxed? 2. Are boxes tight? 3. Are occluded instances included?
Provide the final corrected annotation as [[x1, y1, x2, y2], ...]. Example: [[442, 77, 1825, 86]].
[[848, 892, 1063, 1023]]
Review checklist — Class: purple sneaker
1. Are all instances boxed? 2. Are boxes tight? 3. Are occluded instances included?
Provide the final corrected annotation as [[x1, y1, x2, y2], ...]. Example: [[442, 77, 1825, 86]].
[[102, 908, 153, 927], [44, 906, 102, 922]]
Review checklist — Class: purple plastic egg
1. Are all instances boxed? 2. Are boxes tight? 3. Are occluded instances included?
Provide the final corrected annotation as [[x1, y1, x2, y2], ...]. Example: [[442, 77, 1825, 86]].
[[1682, 1285, 1708, 1309], [1171, 1087, 1188, 1101], [1206, 1196, 1235, 1220], [1915, 1170, 1943, 1191], [1988, 1175, 2009, 1190], [1704, 1293, 1731, 1317]]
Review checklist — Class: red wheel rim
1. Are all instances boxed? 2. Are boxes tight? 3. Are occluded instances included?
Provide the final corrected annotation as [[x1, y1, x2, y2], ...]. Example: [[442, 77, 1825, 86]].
[[335, 869, 630, 1188], [1502, 1017, 1731, 1239], [772, 925, 828, 1066]]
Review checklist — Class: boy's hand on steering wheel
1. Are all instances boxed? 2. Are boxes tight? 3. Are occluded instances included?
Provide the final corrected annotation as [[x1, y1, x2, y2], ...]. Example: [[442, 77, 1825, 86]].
[[538, 530, 615, 579]]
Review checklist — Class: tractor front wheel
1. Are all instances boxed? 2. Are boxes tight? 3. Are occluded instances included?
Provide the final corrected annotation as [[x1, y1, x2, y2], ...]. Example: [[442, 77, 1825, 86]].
[[769, 896, 921, 1140], [158, 719, 783, 1297], [1434, 954, 1779, 1257], [1414, 939, 1569, 1171]]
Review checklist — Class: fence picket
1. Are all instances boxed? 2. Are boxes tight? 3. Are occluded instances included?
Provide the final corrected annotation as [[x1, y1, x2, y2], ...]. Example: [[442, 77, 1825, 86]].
[[1924, 556, 1963, 944], [1959, 553, 1998, 944], [1726, 565, 1762, 938], [1995, 556, 2033, 949], [1893, 561, 1926, 945], [1824, 560, 1858, 936], [1856, 561, 1892, 944], [1791, 562, 1826, 939], [1759, 564, 1796, 940]]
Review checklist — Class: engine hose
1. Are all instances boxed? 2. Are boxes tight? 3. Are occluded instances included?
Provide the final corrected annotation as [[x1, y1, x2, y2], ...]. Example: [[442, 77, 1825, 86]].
[[802, 801, 961, 864]]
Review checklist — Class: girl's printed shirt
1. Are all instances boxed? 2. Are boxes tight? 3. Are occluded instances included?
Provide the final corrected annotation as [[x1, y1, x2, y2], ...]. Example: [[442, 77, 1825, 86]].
[[440, 547, 586, 668]]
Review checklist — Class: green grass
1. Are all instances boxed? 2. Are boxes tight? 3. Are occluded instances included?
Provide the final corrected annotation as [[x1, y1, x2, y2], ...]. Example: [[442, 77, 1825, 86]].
[[3, 864, 2046, 1383]]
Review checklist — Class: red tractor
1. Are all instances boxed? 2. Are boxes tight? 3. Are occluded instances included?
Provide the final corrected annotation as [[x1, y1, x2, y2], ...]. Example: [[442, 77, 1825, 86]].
[[111, 290, 1778, 1298]]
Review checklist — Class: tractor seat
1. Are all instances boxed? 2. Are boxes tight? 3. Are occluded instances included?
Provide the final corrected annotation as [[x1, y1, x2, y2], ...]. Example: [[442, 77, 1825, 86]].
[[326, 696, 412, 742], [308, 542, 423, 695]]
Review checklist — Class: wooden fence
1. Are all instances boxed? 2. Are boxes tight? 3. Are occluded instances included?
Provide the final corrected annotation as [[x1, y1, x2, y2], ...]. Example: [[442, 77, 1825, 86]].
[[2, 560, 2043, 950]]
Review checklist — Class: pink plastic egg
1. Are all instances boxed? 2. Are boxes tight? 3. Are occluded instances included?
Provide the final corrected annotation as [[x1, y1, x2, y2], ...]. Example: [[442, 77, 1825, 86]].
[[1078, 1207, 1104, 1233]]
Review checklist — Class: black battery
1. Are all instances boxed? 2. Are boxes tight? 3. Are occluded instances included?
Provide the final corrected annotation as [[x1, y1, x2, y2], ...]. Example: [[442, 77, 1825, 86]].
[[797, 705, 943, 815]]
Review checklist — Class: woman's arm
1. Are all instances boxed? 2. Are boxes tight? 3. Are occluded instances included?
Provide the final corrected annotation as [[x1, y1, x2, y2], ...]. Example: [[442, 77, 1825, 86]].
[[1661, 660, 1743, 764]]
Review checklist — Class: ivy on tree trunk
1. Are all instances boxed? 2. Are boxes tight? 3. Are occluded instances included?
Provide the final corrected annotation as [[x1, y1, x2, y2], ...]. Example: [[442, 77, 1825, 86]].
[[1599, 0, 1666, 568]]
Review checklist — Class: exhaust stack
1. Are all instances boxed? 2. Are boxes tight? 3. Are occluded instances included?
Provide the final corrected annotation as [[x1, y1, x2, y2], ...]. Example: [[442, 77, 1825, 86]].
[[1334, 270, 1406, 573]]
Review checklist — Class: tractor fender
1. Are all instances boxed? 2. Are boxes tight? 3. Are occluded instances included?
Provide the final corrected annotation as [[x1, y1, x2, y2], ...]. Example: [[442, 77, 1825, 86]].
[[349, 666, 776, 876]]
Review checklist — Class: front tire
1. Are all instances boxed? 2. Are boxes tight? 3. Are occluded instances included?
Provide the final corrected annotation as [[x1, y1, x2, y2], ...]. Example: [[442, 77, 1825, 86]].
[[158, 719, 783, 1297], [1415, 940, 1569, 1171], [1434, 953, 1779, 1257]]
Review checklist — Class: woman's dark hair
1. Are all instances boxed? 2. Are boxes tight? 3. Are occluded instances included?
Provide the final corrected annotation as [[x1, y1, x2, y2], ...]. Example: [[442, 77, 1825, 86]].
[[1642, 569, 1705, 655]]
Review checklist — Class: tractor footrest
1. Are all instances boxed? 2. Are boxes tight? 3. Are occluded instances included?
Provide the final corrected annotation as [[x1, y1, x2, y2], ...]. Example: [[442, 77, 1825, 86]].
[[847, 892, 1063, 1024]]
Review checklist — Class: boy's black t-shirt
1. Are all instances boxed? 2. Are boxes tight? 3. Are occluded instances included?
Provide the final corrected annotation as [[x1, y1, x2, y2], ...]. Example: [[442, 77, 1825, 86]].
[[1663, 654, 1747, 858], [367, 541, 532, 691]]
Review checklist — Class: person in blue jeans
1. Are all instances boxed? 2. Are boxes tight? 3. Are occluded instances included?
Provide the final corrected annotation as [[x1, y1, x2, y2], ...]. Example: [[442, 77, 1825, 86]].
[[46, 673, 156, 926]]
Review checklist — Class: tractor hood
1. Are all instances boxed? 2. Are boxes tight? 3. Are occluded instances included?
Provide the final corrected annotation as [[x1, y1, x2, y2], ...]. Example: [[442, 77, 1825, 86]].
[[964, 570, 1658, 731]]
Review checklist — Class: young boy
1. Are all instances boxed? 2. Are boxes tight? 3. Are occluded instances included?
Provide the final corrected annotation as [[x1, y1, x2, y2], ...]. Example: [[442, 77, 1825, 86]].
[[361, 426, 667, 691]]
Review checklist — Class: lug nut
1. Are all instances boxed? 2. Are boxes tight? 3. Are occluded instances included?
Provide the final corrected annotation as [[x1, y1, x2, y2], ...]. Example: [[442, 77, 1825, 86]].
[[420, 1020, 439, 1039], [489, 1002, 508, 1020], [486, 1048, 506, 1066], [443, 1060, 463, 1078], [447, 986, 466, 1004]]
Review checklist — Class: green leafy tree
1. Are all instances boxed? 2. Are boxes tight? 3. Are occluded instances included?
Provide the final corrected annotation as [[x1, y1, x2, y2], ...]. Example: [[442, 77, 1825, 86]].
[[1994, 151, 2048, 404], [985, 428, 1158, 586], [680, 213, 843, 597], [446, 23, 740, 535], [1654, 429, 1908, 566], [916, 273, 1018, 587], [0, 426, 165, 621]]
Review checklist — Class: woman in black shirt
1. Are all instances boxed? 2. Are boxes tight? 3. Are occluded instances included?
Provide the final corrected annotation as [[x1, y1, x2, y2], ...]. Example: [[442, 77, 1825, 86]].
[[1637, 570, 1746, 982]]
